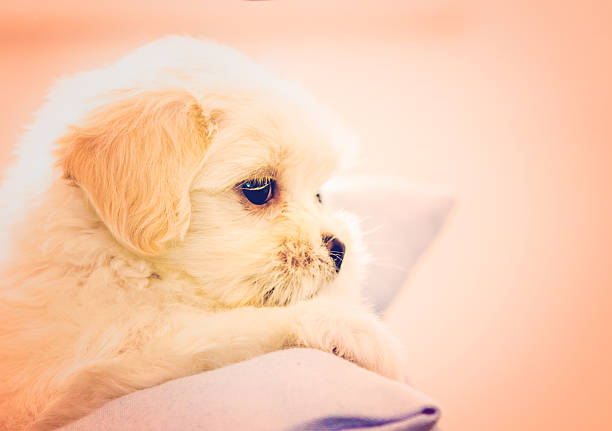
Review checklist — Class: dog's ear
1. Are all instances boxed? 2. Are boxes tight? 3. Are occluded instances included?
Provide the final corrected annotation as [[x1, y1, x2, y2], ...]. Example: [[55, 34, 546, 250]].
[[57, 90, 211, 255]]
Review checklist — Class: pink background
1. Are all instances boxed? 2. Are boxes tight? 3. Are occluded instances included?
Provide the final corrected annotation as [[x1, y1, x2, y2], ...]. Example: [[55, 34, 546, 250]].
[[1, 1, 611, 429]]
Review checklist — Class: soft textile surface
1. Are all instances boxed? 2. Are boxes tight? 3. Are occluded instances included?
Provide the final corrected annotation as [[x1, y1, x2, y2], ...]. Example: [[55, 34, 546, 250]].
[[322, 177, 453, 312], [61, 349, 440, 431]]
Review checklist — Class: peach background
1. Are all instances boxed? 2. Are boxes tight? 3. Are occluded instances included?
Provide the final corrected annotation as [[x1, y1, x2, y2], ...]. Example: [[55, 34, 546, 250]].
[[1, 1, 611, 430]]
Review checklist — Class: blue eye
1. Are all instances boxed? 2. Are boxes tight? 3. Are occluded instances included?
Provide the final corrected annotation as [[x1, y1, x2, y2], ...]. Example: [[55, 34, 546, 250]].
[[241, 178, 275, 205]]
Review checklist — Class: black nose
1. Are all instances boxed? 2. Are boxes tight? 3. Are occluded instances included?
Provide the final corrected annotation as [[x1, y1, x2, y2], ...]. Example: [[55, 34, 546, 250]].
[[322, 235, 345, 273]]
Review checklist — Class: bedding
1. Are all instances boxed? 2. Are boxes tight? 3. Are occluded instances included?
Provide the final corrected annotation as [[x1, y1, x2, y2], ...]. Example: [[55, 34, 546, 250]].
[[322, 176, 453, 312], [61, 349, 440, 431]]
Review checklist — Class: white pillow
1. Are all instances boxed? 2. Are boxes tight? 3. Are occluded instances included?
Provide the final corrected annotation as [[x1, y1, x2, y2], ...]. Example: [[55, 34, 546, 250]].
[[61, 349, 441, 431], [322, 176, 453, 313]]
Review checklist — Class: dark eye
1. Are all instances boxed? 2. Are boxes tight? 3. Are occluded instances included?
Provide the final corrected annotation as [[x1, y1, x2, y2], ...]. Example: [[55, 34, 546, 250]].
[[241, 178, 275, 205], [316, 193, 322, 204]]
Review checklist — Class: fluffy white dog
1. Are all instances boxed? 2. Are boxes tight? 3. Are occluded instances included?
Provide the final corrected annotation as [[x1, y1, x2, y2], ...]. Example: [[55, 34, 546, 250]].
[[0, 37, 405, 430]]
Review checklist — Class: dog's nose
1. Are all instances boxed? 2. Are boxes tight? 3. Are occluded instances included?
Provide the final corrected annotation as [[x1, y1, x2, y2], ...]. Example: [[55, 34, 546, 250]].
[[322, 235, 345, 273]]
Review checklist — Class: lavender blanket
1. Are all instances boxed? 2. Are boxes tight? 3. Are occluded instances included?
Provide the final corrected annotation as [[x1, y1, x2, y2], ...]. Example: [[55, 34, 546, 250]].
[[62, 349, 440, 431]]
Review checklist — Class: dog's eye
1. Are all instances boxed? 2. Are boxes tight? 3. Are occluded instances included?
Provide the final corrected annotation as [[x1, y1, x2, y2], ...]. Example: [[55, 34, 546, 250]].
[[241, 178, 275, 205], [316, 193, 322, 204]]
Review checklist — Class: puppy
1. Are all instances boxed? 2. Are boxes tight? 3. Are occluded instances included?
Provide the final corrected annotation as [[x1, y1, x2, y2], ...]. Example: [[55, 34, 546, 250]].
[[0, 36, 405, 430]]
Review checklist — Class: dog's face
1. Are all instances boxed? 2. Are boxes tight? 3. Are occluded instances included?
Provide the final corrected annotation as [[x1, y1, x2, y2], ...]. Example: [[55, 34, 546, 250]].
[[56, 38, 362, 308], [162, 97, 360, 307]]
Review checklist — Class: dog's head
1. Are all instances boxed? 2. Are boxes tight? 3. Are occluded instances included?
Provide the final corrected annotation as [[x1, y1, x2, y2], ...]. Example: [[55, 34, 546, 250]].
[[55, 37, 363, 307]]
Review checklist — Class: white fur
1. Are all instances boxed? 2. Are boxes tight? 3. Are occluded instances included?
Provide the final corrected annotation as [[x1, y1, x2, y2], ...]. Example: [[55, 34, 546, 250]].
[[0, 37, 405, 430]]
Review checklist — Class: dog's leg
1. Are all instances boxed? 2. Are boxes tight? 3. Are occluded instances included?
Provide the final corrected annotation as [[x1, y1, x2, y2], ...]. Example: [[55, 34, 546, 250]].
[[291, 298, 406, 382], [30, 298, 404, 430]]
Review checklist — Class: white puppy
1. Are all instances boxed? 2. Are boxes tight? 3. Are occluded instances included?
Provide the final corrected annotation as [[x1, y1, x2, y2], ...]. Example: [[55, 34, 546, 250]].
[[0, 37, 405, 430]]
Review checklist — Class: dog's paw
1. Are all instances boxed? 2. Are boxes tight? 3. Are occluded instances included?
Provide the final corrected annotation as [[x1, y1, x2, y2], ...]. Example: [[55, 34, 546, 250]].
[[294, 302, 406, 381]]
